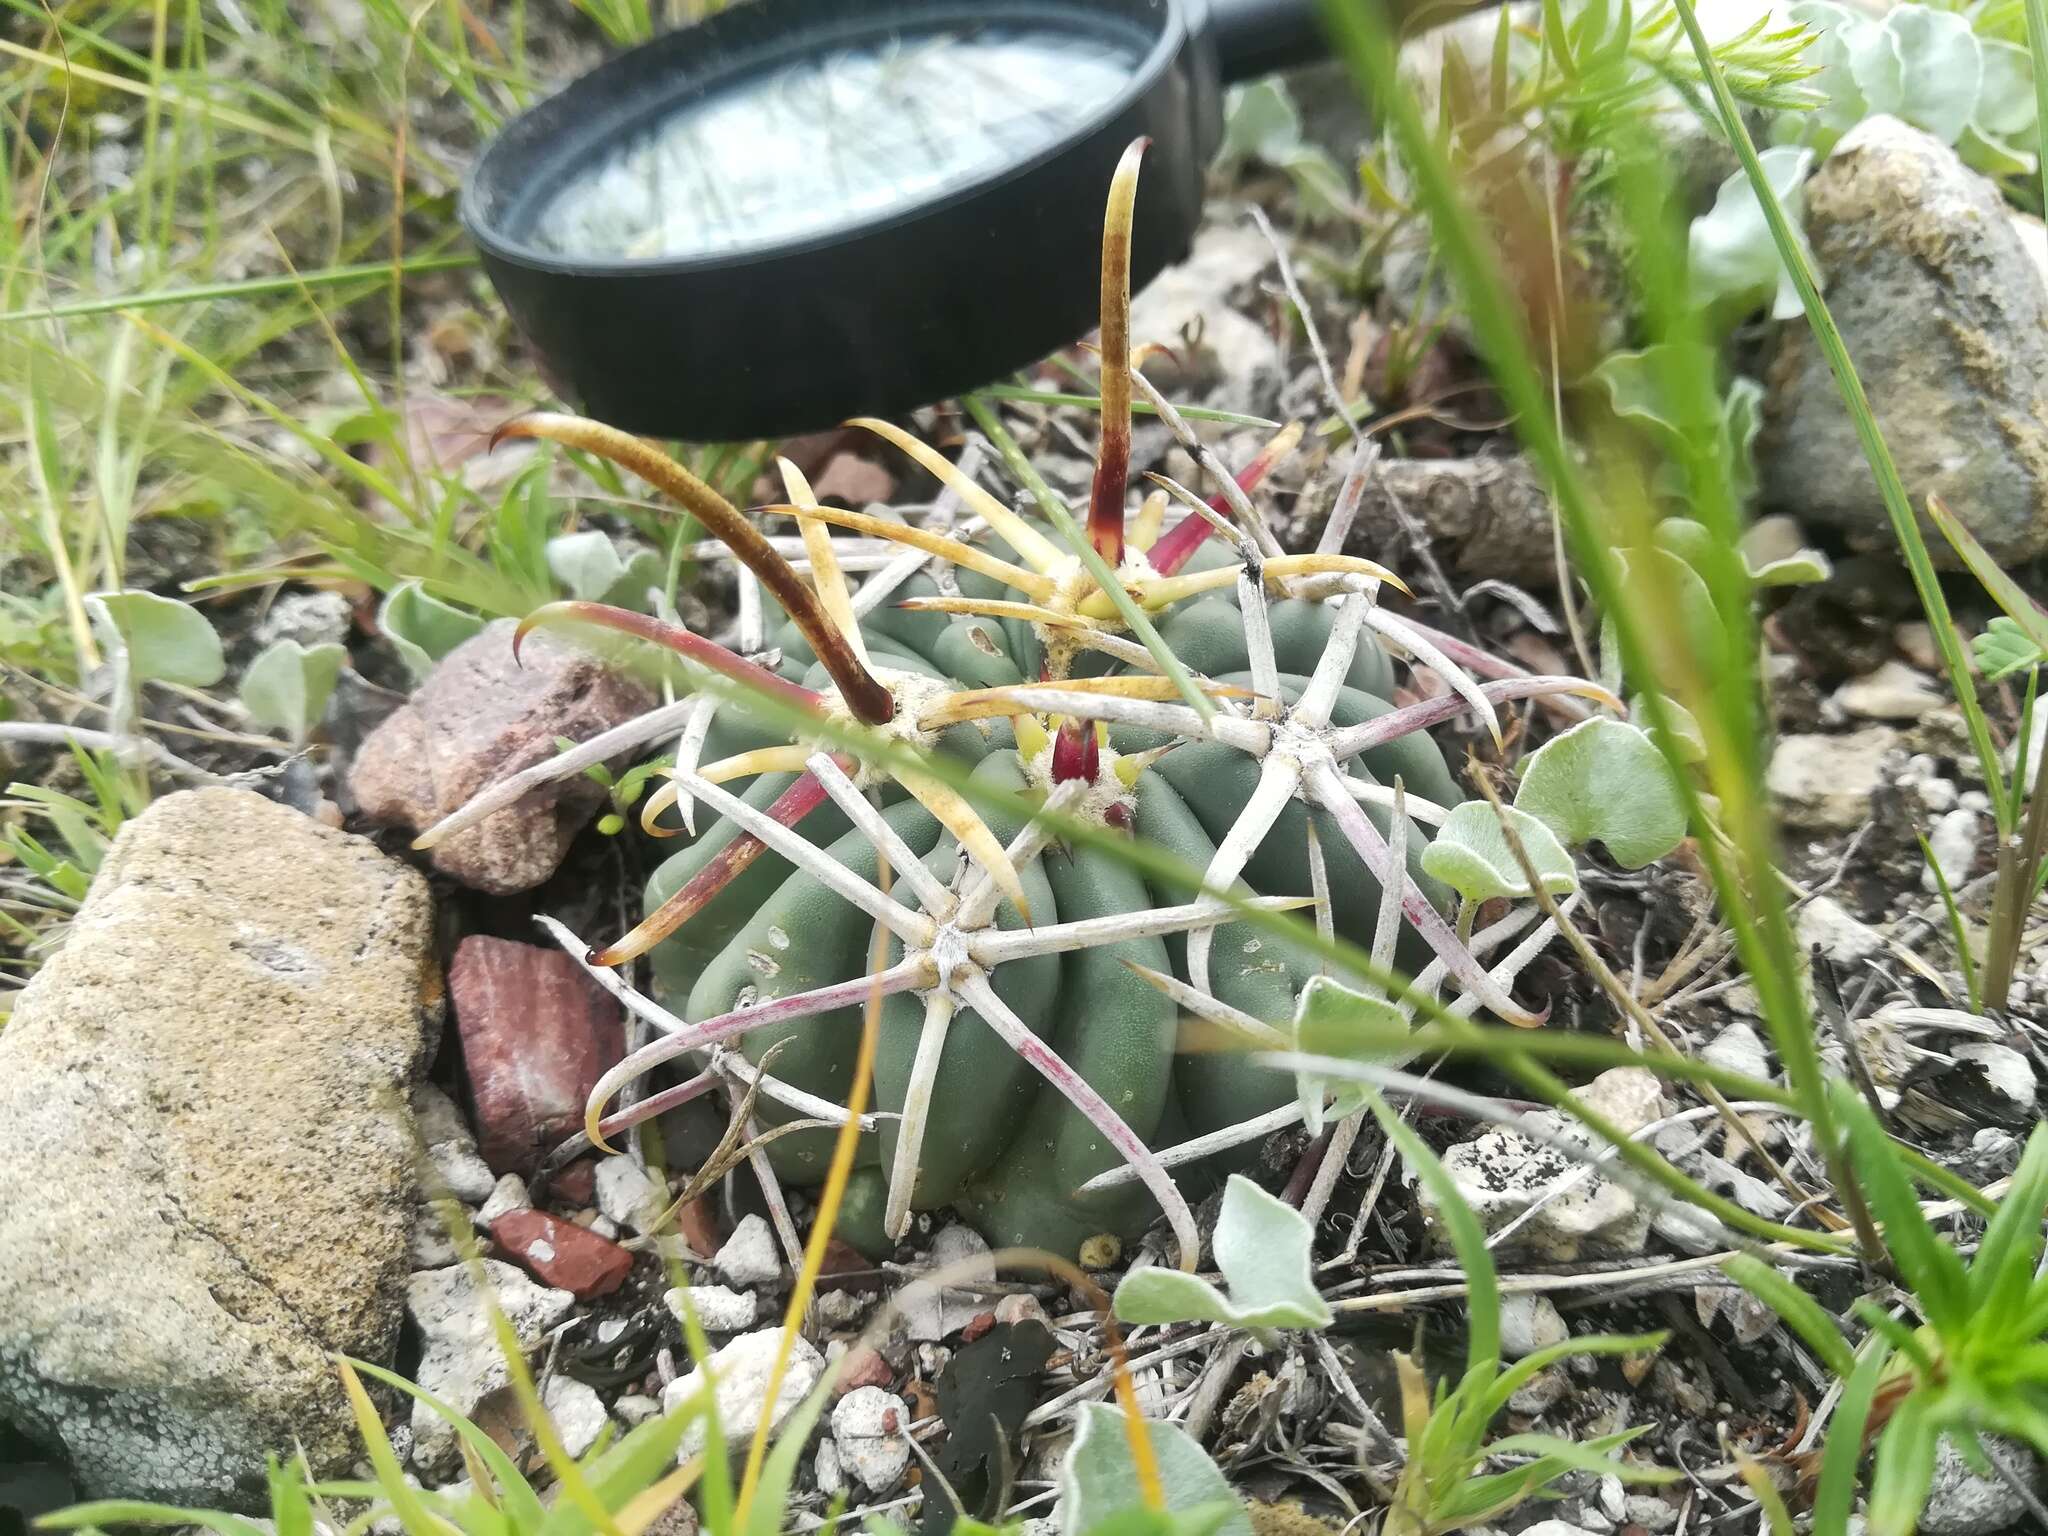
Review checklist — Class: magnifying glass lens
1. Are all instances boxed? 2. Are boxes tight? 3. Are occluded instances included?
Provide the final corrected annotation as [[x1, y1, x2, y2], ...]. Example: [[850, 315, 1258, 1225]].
[[534, 24, 1145, 263]]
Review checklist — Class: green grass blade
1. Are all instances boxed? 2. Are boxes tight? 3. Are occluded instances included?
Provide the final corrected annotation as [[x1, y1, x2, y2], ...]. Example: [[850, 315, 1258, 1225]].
[[1723, 1254, 1855, 1377], [1363, 1089, 1500, 1369]]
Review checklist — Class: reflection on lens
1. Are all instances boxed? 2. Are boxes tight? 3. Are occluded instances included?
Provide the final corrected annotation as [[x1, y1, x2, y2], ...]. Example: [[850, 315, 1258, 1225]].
[[532, 25, 1141, 261]]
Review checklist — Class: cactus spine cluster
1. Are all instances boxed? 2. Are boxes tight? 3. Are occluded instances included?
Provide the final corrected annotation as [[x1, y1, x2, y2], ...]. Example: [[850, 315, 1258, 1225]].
[[430, 141, 1606, 1269]]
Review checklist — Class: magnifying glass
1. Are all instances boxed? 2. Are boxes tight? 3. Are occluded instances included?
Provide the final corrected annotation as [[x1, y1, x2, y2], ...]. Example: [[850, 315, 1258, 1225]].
[[461, 0, 1330, 440]]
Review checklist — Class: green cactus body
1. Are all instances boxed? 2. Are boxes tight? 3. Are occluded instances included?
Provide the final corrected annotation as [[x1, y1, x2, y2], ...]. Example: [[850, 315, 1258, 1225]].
[[638, 571, 1465, 1258]]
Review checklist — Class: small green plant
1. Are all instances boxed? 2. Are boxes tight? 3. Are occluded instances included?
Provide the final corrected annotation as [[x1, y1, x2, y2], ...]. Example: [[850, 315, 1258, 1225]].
[[239, 639, 347, 746], [1113, 1173, 1334, 1336], [2, 745, 149, 975], [1726, 1089, 2048, 1536], [1784, 1, 2038, 173], [1364, 1093, 1674, 1536]]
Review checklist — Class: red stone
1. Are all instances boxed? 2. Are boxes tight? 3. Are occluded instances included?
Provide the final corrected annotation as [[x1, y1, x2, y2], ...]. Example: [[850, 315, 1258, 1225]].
[[553, 1159, 596, 1205], [816, 1238, 879, 1292], [492, 1208, 633, 1298], [349, 622, 654, 895], [452, 935, 625, 1176], [673, 1195, 722, 1260], [833, 1344, 894, 1398], [811, 452, 895, 508], [960, 1311, 996, 1344]]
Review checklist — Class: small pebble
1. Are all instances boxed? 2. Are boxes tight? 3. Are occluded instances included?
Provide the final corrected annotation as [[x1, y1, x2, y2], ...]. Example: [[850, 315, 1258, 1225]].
[[814, 1437, 846, 1497], [1700, 1022, 1773, 1083], [812, 1289, 873, 1329], [925, 1223, 995, 1281], [994, 1293, 1050, 1329], [664, 1284, 757, 1333], [427, 1141, 499, 1205], [661, 1329, 824, 1461], [833, 1344, 894, 1397], [1834, 660, 1943, 721], [713, 1214, 782, 1288], [492, 1209, 634, 1298], [1506, 1367, 1569, 1415], [1953, 1041, 2037, 1113], [543, 1375, 609, 1459], [614, 1393, 661, 1426], [595, 1158, 662, 1232], [412, 1209, 460, 1269], [476, 1173, 531, 1227], [1498, 1294, 1569, 1359], [831, 1386, 910, 1492], [1923, 806, 1981, 891]]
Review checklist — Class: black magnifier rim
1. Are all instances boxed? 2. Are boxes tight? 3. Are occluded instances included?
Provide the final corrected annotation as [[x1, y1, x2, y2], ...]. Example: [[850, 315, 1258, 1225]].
[[461, 0, 1187, 279]]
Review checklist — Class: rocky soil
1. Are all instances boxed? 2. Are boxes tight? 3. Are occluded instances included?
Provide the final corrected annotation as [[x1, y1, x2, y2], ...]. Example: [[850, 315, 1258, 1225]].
[[2, 19, 2045, 1536]]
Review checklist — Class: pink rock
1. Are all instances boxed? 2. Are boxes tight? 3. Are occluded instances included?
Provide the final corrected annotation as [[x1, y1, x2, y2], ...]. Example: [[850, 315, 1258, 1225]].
[[350, 620, 653, 894], [452, 935, 624, 1177], [491, 1208, 633, 1298], [811, 453, 895, 508], [833, 1344, 894, 1398]]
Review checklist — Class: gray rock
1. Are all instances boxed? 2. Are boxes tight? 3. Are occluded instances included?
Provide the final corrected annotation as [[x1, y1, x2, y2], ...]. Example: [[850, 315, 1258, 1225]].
[[1767, 727, 1902, 831], [1953, 1042, 2037, 1114], [411, 1208, 461, 1270], [350, 620, 654, 894], [813, 1437, 846, 1497], [595, 1157, 661, 1233], [660, 1329, 823, 1462], [925, 1223, 996, 1282], [1796, 895, 1885, 969], [407, 1261, 574, 1473], [830, 1387, 910, 1492], [1498, 1294, 1569, 1359], [663, 1284, 757, 1333], [1760, 117, 2048, 564], [1701, 1022, 1774, 1083], [614, 1393, 662, 1427], [1924, 806, 1982, 891], [713, 1214, 782, 1288], [1424, 1069, 1665, 1261], [253, 590, 353, 652], [476, 1174, 531, 1227], [541, 1376, 609, 1460], [1835, 661, 1944, 722], [1506, 1367, 1570, 1416], [1920, 1435, 2045, 1535], [426, 1140, 498, 1205], [0, 789, 437, 1505]]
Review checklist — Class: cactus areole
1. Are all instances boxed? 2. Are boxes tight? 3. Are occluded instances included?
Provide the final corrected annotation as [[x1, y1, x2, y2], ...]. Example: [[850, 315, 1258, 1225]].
[[449, 140, 1604, 1271]]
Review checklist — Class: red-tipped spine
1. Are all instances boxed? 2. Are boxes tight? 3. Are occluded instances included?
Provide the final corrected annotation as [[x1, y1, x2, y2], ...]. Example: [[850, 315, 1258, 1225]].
[[516, 601, 825, 715], [1087, 139, 1147, 565], [1050, 718, 1100, 784], [591, 766, 834, 965], [1148, 421, 1305, 576]]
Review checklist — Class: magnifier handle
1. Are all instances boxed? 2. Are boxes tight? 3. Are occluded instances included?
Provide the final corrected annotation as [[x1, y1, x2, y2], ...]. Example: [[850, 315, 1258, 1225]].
[[1207, 0, 1327, 83]]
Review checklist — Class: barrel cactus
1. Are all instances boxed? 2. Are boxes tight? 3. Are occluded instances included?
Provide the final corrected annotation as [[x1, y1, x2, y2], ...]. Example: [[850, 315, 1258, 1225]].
[[436, 141, 1608, 1269]]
